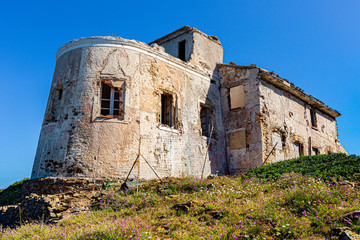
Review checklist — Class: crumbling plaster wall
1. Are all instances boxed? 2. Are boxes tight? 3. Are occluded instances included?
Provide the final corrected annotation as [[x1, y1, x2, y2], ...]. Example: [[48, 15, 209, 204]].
[[153, 31, 193, 63], [32, 37, 226, 180], [219, 65, 262, 173], [190, 31, 223, 78], [258, 78, 347, 164], [152, 28, 223, 79]]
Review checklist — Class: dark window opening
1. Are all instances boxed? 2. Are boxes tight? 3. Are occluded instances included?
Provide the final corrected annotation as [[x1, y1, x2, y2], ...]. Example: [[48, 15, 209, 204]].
[[312, 147, 319, 155], [161, 94, 173, 127], [310, 108, 317, 128], [50, 88, 63, 122], [100, 81, 124, 118], [58, 89, 63, 100], [178, 40, 186, 61], [281, 134, 286, 148], [200, 105, 213, 137], [294, 142, 303, 158]]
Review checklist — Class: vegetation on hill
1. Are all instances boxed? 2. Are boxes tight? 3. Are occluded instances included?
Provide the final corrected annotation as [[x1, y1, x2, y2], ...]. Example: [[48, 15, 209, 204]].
[[1, 154, 359, 239], [0, 178, 29, 206], [243, 153, 360, 181]]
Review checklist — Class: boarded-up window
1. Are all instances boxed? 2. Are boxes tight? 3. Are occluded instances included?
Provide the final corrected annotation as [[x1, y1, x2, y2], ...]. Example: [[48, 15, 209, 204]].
[[230, 85, 245, 109], [200, 105, 213, 137], [272, 132, 283, 151], [229, 130, 246, 149], [100, 80, 125, 118], [294, 142, 303, 158], [161, 94, 173, 127]]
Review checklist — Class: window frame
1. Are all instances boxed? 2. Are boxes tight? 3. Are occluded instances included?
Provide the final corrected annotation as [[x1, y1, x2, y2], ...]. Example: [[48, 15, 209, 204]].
[[294, 141, 304, 158], [160, 93, 174, 127], [200, 104, 213, 137], [310, 108, 318, 129], [99, 80, 125, 119], [312, 147, 319, 155]]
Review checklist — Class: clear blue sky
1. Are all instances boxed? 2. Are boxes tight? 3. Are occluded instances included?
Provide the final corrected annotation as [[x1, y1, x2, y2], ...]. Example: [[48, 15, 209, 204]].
[[0, 0, 359, 189]]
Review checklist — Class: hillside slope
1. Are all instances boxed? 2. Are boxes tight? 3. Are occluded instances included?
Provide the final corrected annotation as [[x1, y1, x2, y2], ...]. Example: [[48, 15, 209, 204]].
[[1, 154, 359, 239]]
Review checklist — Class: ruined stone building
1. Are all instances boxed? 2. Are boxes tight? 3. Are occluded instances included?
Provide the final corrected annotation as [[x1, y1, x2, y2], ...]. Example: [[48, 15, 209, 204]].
[[31, 26, 346, 180]]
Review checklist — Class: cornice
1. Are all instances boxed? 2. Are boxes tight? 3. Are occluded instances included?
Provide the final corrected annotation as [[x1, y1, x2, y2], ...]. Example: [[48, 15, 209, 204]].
[[56, 36, 211, 81]]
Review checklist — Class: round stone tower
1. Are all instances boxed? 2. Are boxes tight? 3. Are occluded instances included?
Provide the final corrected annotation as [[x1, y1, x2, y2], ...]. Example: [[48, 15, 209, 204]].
[[31, 28, 227, 180]]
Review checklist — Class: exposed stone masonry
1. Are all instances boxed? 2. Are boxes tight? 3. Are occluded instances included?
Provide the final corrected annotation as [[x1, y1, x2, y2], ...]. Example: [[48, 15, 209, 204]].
[[31, 26, 346, 180], [0, 178, 108, 228]]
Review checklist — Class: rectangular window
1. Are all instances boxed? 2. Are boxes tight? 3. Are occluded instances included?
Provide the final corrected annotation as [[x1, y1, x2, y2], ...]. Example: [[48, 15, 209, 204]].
[[200, 105, 213, 137], [178, 40, 186, 61], [272, 132, 283, 151], [294, 142, 303, 158], [161, 94, 173, 127], [310, 108, 317, 128], [100, 81, 124, 118], [312, 147, 319, 155], [230, 85, 245, 109]]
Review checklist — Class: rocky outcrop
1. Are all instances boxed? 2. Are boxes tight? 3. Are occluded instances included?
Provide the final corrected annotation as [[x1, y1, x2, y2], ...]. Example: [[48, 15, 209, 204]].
[[0, 177, 114, 228]]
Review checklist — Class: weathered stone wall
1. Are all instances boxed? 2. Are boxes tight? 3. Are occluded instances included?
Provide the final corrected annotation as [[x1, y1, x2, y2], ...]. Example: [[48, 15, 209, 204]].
[[32, 36, 226, 180], [153, 31, 193, 62], [1, 178, 106, 228], [190, 31, 223, 77], [258, 78, 347, 163], [151, 26, 223, 78], [218, 64, 346, 172], [219, 65, 262, 173], [31, 27, 347, 179]]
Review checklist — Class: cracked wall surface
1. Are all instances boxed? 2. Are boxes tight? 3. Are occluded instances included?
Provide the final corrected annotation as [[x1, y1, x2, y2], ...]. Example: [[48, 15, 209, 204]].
[[32, 26, 347, 180], [32, 34, 226, 180], [218, 64, 346, 173], [219, 65, 262, 173], [258, 76, 347, 164]]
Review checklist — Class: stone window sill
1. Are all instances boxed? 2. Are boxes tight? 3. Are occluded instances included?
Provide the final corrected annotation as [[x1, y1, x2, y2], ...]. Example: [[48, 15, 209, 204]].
[[157, 124, 179, 134], [93, 117, 130, 123]]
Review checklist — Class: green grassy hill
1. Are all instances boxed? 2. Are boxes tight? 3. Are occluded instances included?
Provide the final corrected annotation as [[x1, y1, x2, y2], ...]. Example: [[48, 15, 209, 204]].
[[1, 154, 359, 239], [243, 153, 360, 181]]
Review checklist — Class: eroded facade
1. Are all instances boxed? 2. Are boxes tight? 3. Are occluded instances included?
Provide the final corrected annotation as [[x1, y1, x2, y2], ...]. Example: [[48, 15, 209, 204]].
[[31, 26, 346, 179]]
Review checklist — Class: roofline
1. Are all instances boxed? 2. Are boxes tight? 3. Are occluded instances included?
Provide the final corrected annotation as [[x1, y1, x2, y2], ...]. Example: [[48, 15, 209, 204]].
[[218, 63, 341, 118], [56, 36, 212, 81], [149, 25, 221, 46]]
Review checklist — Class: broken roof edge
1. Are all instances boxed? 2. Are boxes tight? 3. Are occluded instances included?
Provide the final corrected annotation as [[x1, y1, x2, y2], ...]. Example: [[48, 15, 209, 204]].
[[218, 63, 341, 118], [55, 36, 213, 81], [149, 25, 222, 46]]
